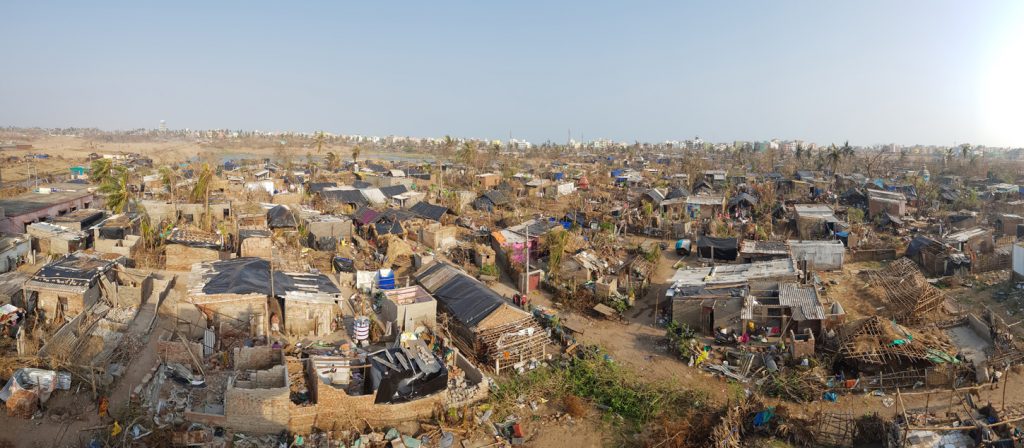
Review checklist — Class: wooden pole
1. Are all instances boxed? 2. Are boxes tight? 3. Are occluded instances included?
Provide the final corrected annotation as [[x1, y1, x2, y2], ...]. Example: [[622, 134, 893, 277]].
[[1001, 367, 1009, 413]]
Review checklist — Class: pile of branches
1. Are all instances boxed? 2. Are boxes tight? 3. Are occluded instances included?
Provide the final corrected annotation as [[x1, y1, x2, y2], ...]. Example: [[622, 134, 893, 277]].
[[759, 370, 824, 403]]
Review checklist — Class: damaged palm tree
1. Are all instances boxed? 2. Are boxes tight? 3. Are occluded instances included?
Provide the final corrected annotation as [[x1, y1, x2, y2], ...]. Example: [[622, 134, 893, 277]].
[[190, 163, 213, 232]]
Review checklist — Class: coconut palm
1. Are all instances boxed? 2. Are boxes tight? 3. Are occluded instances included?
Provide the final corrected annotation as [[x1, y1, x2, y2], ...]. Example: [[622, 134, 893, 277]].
[[325, 152, 340, 172], [351, 145, 362, 167], [99, 165, 132, 213], [90, 158, 113, 183], [314, 131, 326, 154], [190, 163, 213, 231], [460, 140, 478, 168]]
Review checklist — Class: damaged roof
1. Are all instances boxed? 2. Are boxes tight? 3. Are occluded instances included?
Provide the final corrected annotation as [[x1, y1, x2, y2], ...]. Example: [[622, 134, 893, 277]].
[[191, 257, 340, 298], [27, 252, 116, 290]]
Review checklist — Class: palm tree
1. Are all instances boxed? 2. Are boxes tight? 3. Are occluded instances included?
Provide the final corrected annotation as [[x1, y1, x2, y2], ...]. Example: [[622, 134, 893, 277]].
[[99, 166, 132, 213], [325, 152, 340, 172], [351, 145, 362, 167], [825, 144, 841, 173], [90, 158, 113, 183], [794, 143, 804, 163], [190, 163, 213, 231], [314, 131, 326, 154], [438, 135, 456, 194], [460, 140, 478, 168]]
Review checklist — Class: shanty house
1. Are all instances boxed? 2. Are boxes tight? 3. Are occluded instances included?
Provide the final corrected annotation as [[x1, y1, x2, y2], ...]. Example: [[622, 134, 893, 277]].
[[739, 240, 790, 263], [667, 259, 799, 334], [741, 282, 827, 338], [788, 240, 845, 271], [188, 257, 341, 338], [415, 261, 545, 373], [24, 252, 117, 323], [944, 227, 994, 256], [475, 173, 501, 189], [793, 204, 841, 239], [867, 189, 907, 218]]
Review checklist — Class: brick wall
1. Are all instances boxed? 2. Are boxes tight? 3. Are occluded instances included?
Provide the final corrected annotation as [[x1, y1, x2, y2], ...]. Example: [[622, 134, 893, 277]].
[[224, 380, 291, 433], [234, 346, 281, 370], [158, 338, 205, 366]]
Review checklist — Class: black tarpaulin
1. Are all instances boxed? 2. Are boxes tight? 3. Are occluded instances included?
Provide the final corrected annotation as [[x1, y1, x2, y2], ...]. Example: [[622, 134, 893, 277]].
[[99, 226, 125, 240], [696, 236, 738, 261], [267, 205, 297, 229], [201, 258, 340, 296], [416, 262, 505, 326], [369, 347, 448, 404], [332, 257, 355, 273]]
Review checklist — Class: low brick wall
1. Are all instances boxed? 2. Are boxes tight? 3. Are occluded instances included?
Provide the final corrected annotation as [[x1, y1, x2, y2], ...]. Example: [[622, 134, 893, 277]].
[[848, 248, 897, 263]]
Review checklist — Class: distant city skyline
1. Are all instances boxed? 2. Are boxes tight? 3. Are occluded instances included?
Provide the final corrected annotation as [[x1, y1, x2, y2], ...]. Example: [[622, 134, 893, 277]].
[[2, 1, 1023, 148]]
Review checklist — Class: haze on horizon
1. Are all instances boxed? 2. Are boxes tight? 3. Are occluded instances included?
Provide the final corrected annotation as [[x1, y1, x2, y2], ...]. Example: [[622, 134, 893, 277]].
[[2, 1, 1023, 148]]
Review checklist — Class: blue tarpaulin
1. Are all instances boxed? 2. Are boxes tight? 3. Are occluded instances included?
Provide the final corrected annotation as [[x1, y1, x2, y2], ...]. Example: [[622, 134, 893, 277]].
[[752, 408, 775, 427]]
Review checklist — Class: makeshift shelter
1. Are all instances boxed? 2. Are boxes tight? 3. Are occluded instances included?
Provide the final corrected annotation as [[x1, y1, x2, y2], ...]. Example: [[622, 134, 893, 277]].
[[696, 236, 738, 261], [24, 252, 117, 323], [415, 261, 545, 373], [267, 205, 297, 229]]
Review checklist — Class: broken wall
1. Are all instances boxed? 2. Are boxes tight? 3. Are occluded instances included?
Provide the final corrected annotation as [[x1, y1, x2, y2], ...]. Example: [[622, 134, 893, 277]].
[[234, 345, 282, 370], [165, 244, 221, 271], [224, 374, 290, 433], [240, 237, 272, 259], [283, 300, 338, 337]]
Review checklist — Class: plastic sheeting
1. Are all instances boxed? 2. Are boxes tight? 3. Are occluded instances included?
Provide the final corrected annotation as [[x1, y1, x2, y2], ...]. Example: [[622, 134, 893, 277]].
[[696, 236, 738, 261], [416, 263, 506, 326], [200, 258, 340, 296], [98, 226, 126, 240], [369, 347, 448, 404], [266, 205, 297, 229], [0, 368, 71, 404]]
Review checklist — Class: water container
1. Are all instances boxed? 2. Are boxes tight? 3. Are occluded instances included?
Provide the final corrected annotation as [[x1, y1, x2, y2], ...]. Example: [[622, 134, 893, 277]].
[[353, 316, 371, 341], [377, 269, 395, 290]]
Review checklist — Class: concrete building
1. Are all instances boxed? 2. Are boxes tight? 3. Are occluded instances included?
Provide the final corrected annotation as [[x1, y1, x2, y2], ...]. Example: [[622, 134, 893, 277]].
[[0, 188, 96, 234]]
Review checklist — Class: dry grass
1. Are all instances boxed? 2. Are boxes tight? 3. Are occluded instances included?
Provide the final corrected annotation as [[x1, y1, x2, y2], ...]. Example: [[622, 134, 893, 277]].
[[563, 394, 587, 418]]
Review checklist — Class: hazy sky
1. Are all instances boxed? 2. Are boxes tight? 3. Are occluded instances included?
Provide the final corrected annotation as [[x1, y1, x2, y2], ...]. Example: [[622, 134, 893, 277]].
[[3, 1, 1024, 147]]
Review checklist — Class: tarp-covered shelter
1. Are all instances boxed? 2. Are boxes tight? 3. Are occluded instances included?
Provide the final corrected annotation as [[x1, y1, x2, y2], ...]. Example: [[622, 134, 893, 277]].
[[267, 205, 297, 229], [696, 236, 738, 261]]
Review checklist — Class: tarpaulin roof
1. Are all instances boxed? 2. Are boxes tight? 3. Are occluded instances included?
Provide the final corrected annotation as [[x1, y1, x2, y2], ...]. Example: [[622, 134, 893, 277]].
[[353, 207, 382, 225], [415, 262, 521, 326], [665, 187, 689, 200], [410, 202, 449, 222], [482, 190, 510, 206], [267, 205, 297, 228], [307, 182, 338, 193], [379, 184, 409, 198], [728, 192, 758, 207], [199, 257, 339, 296]]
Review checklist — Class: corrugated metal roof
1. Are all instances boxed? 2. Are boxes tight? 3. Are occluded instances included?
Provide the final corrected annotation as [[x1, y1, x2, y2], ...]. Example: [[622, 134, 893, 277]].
[[779, 283, 824, 321]]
